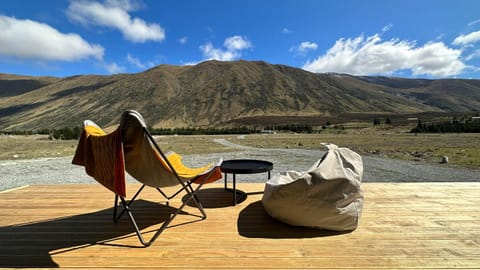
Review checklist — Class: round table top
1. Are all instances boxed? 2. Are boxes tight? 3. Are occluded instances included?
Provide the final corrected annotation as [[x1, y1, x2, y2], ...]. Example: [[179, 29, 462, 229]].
[[220, 159, 273, 174]]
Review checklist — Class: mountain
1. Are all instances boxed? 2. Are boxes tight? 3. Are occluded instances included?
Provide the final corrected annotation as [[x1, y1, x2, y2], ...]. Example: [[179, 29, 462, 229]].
[[0, 60, 479, 130]]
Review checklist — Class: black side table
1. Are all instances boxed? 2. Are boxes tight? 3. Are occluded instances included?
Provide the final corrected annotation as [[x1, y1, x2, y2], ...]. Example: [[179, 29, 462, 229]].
[[220, 159, 273, 205]]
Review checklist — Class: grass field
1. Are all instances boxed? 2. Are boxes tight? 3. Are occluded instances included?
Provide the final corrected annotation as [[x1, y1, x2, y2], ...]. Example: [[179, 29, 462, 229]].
[[1, 125, 479, 169]]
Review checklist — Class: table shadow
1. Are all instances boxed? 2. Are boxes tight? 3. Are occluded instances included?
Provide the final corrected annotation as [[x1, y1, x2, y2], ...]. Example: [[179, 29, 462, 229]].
[[184, 187, 247, 208]]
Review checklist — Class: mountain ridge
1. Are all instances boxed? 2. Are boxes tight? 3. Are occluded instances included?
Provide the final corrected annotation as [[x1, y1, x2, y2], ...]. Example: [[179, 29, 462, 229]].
[[0, 60, 479, 130]]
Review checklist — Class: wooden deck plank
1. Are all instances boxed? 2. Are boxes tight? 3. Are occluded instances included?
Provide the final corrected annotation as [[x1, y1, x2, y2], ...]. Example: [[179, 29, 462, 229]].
[[0, 183, 479, 269]]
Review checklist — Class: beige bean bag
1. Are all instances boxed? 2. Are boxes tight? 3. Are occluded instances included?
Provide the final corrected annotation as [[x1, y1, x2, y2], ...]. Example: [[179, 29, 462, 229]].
[[262, 143, 364, 231]]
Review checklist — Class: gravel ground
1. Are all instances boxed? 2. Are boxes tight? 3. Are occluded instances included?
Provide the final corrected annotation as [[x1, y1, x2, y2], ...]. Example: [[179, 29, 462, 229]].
[[1, 139, 478, 192]]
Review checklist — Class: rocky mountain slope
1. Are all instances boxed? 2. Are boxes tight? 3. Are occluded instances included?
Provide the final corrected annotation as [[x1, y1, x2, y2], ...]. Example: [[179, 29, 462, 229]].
[[0, 60, 479, 130]]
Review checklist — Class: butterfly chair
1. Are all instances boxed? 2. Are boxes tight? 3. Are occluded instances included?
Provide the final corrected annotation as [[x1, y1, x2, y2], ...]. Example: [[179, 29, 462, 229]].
[[72, 110, 223, 247]]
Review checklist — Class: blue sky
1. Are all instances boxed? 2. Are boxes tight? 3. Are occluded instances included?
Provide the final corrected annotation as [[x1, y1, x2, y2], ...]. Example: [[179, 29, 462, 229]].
[[1, 0, 479, 78]]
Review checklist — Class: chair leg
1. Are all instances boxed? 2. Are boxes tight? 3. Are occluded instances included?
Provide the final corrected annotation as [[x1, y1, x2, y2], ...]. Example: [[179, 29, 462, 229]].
[[112, 192, 157, 247], [146, 186, 205, 245], [111, 170, 215, 247], [111, 184, 207, 247], [113, 194, 119, 222], [119, 196, 150, 247], [155, 180, 208, 219], [184, 181, 207, 219], [113, 184, 146, 222], [114, 190, 199, 247]]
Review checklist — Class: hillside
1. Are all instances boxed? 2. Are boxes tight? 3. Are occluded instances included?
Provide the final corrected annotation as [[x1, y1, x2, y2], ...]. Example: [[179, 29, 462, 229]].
[[0, 60, 479, 130]]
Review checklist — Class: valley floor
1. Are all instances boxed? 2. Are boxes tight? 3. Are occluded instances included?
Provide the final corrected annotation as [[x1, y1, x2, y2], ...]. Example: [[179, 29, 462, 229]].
[[1, 137, 479, 192]]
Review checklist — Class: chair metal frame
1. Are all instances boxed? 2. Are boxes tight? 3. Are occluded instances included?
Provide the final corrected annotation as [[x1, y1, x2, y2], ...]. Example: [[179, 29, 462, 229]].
[[110, 110, 217, 247]]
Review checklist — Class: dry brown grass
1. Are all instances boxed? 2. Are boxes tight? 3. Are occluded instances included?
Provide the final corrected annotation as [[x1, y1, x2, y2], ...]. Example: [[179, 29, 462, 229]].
[[0, 135, 78, 160], [1, 127, 479, 169], [228, 127, 480, 169], [0, 134, 235, 160]]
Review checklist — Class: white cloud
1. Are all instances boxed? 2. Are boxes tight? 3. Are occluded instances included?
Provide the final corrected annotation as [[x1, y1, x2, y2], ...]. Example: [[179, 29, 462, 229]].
[[200, 43, 237, 61], [452, 30, 480, 46], [282, 28, 293, 34], [291, 41, 318, 54], [179, 36, 188, 44], [67, 0, 165, 43], [466, 49, 480, 61], [182, 61, 199, 66], [435, 33, 445, 41], [224, 35, 251, 51], [409, 42, 466, 77], [300, 41, 318, 51], [382, 24, 393, 33], [126, 53, 153, 69], [103, 61, 125, 73], [0, 15, 103, 61], [104, 0, 142, 11], [126, 53, 145, 68], [303, 33, 466, 77], [468, 19, 480, 26], [200, 35, 252, 61], [290, 41, 318, 57]]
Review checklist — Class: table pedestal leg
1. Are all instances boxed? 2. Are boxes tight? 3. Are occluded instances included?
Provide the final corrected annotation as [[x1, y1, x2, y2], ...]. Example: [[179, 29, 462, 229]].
[[233, 174, 236, 205], [224, 173, 242, 205], [224, 173, 227, 190]]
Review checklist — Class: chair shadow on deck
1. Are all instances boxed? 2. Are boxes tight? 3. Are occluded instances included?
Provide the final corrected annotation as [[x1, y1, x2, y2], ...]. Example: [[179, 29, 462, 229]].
[[237, 201, 352, 239], [0, 200, 185, 268]]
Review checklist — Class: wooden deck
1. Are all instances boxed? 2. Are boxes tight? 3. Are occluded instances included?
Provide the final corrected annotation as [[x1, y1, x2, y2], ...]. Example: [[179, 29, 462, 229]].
[[0, 182, 479, 269]]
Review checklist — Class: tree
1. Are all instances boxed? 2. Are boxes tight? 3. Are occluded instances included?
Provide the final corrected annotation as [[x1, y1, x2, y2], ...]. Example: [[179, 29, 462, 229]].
[[385, 117, 392, 125]]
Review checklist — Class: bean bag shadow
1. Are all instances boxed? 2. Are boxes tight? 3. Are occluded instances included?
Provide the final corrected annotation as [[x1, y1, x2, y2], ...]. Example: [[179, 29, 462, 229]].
[[262, 143, 364, 231]]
